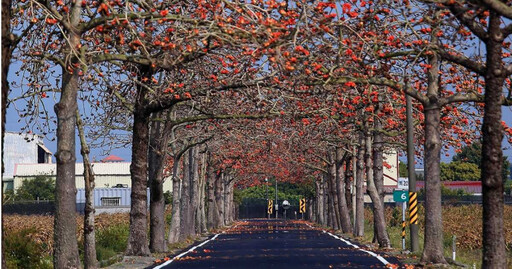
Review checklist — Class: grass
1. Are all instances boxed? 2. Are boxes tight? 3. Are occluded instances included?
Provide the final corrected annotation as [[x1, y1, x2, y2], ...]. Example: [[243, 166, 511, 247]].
[[359, 212, 512, 268], [95, 223, 130, 267]]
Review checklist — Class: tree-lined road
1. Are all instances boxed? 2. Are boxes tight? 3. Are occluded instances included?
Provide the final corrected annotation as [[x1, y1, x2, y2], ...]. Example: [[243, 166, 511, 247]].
[[149, 219, 401, 269]]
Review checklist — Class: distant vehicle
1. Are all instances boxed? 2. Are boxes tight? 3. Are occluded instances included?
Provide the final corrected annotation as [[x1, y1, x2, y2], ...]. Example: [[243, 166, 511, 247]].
[[113, 184, 128, 188]]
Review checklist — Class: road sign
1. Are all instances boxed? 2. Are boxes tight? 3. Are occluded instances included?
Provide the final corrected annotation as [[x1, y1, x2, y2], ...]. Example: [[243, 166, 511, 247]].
[[397, 177, 409, 190], [268, 200, 273, 214], [282, 200, 290, 210], [393, 190, 409, 202], [299, 198, 306, 213]]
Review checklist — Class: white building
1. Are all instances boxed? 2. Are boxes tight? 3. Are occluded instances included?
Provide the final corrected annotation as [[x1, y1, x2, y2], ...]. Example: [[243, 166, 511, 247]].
[[12, 159, 173, 192], [363, 149, 400, 203], [3, 132, 53, 190]]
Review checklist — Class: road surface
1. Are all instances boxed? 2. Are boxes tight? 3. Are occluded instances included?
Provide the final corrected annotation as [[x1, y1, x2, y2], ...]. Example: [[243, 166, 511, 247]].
[[149, 219, 402, 269]]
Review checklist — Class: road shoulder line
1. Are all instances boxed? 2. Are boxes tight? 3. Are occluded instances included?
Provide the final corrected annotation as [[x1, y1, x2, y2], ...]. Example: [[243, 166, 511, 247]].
[[153, 233, 221, 269], [306, 223, 390, 266]]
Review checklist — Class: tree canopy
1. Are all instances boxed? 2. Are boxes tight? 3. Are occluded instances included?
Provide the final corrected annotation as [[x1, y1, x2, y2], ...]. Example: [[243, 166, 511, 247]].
[[440, 161, 481, 181], [453, 142, 510, 182]]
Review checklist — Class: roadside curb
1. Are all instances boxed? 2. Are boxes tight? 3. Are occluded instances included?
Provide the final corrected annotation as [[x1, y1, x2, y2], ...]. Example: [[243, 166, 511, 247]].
[[105, 256, 156, 269]]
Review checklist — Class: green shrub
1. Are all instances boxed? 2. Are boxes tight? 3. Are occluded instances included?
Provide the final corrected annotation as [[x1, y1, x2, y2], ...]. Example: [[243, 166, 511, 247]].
[[164, 191, 173, 204], [389, 206, 401, 227], [96, 245, 117, 264], [14, 175, 55, 201], [166, 213, 173, 225], [505, 180, 512, 195], [3, 228, 52, 269], [95, 224, 129, 261]]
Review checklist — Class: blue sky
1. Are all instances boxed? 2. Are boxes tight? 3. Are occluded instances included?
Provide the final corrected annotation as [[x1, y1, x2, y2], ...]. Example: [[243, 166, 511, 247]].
[[5, 102, 132, 163]]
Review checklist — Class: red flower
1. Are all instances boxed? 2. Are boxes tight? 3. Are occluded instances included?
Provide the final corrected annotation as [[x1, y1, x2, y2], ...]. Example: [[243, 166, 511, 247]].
[[344, 81, 356, 87], [342, 3, 352, 14]]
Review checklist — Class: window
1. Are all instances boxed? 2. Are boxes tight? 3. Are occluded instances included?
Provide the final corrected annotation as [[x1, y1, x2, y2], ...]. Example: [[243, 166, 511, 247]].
[[101, 197, 121, 207]]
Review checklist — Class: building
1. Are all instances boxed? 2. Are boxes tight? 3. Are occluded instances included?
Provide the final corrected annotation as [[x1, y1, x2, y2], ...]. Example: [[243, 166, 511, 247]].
[[12, 155, 173, 192], [76, 188, 151, 214], [363, 149, 400, 203], [2, 132, 53, 191]]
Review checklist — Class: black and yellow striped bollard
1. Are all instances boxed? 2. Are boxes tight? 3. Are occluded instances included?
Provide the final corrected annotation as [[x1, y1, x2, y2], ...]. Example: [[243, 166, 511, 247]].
[[401, 220, 406, 249], [408, 192, 418, 225]]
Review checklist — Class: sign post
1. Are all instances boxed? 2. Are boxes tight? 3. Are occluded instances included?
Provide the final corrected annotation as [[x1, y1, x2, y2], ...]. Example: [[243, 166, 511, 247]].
[[265, 178, 269, 219], [282, 200, 290, 220], [268, 199, 273, 216], [299, 198, 306, 219], [393, 189, 409, 250]]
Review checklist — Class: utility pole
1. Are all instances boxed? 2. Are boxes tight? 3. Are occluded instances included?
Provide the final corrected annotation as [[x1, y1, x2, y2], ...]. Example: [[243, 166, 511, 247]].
[[352, 145, 357, 233], [275, 178, 278, 219], [406, 94, 419, 252]]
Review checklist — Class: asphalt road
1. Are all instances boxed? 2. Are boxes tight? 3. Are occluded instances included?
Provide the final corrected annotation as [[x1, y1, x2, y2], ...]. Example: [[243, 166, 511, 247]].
[[149, 219, 402, 269]]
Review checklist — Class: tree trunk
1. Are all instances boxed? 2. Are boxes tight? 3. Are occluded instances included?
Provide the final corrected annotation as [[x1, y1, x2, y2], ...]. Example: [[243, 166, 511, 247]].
[[1, 0, 12, 176], [315, 178, 325, 226], [206, 164, 221, 229], [189, 147, 199, 236], [227, 180, 235, 224], [336, 148, 352, 233], [323, 177, 329, 226], [325, 178, 332, 227], [364, 132, 378, 244], [355, 135, 365, 237], [76, 110, 97, 269], [126, 67, 152, 256], [167, 159, 182, 244], [328, 152, 341, 230], [53, 28, 80, 268], [307, 198, 314, 221], [148, 114, 169, 253], [328, 191, 337, 229], [421, 49, 446, 264], [179, 150, 192, 241], [366, 132, 391, 248], [223, 176, 232, 225], [481, 12, 506, 268], [373, 98, 385, 203], [215, 172, 225, 226], [344, 157, 353, 218], [197, 150, 207, 233]]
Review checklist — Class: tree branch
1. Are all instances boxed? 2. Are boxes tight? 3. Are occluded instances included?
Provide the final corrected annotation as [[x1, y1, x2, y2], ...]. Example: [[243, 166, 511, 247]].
[[479, 0, 512, 20], [447, 4, 489, 41], [436, 47, 486, 76]]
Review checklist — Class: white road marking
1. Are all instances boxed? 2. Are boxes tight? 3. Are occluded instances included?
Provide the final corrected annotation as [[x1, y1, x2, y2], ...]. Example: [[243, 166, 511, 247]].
[[304, 222, 390, 266], [153, 233, 221, 269], [326, 231, 390, 266]]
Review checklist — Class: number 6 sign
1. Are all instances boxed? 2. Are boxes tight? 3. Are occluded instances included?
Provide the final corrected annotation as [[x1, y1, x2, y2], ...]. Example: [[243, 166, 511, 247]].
[[393, 190, 410, 202]]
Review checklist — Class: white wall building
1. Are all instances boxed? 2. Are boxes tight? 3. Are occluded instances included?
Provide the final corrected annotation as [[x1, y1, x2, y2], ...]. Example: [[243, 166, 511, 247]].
[[3, 132, 53, 190], [363, 149, 400, 203], [12, 161, 173, 193]]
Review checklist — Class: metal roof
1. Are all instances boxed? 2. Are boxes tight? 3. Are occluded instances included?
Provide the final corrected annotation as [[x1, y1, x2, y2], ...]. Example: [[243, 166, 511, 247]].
[[14, 162, 131, 177]]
